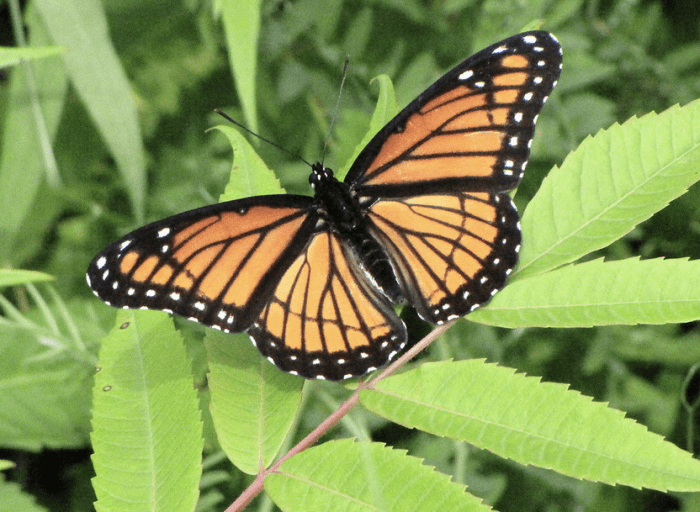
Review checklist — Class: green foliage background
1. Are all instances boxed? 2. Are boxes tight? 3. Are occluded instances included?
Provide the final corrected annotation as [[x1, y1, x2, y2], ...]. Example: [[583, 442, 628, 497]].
[[2, 0, 700, 511]]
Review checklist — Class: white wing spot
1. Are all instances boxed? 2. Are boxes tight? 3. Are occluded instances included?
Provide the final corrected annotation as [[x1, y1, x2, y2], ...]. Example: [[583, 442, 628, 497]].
[[194, 302, 206, 311], [218, 310, 227, 320], [523, 35, 537, 44], [170, 292, 181, 301], [128, 288, 136, 296], [157, 228, 170, 238], [119, 240, 132, 251], [458, 70, 474, 81], [533, 76, 543, 84], [509, 136, 518, 147], [112, 281, 118, 290], [492, 45, 507, 54], [146, 289, 156, 297], [102, 270, 109, 280], [474, 81, 485, 88], [96, 256, 107, 269], [513, 112, 523, 123], [524, 92, 534, 101]]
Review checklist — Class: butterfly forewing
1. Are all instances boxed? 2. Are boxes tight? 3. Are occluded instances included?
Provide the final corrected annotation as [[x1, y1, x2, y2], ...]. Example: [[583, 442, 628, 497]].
[[346, 31, 562, 196], [248, 231, 407, 380], [87, 197, 317, 332]]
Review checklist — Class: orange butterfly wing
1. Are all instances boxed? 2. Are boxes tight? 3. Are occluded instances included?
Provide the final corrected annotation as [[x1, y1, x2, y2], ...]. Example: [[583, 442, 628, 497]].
[[367, 191, 520, 324], [342, 31, 561, 326], [248, 230, 406, 380], [346, 31, 561, 196], [87, 196, 318, 332]]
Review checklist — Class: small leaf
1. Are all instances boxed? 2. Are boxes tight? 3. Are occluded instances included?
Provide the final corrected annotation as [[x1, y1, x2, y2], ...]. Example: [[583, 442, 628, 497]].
[[0, 45, 64, 69], [0, 269, 54, 288], [361, 360, 700, 492], [91, 310, 202, 512], [217, 0, 261, 132], [35, 0, 147, 220], [266, 439, 491, 512], [212, 125, 285, 201], [0, 477, 47, 512], [338, 74, 398, 180], [204, 330, 302, 475], [518, 98, 700, 279], [472, 257, 700, 328]]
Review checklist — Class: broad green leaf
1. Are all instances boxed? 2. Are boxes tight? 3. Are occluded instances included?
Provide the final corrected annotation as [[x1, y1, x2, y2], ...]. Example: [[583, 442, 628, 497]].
[[213, 125, 285, 201], [0, 45, 64, 68], [266, 439, 490, 512], [0, 6, 67, 263], [217, 0, 261, 133], [0, 460, 14, 471], [204, 330, 302, 475], [35, 0, 147, 221], [91, 310, 202, 512], [361, 360, 700, 491], [472, 257, 700, 328], [0, 477, 47, 512], [0, 269, 54, 288], [517, 98, 700, 279], [338, 74, 398, 180]]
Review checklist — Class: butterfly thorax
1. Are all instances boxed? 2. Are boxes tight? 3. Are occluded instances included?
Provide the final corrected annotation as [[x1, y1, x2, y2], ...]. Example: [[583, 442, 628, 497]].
[[310, 163, 403, 303], [309, 163, 363, 231]]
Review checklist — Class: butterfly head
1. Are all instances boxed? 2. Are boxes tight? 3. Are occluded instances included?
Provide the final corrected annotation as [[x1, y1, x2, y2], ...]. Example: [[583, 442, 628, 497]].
[[309, 163, 335, 189]]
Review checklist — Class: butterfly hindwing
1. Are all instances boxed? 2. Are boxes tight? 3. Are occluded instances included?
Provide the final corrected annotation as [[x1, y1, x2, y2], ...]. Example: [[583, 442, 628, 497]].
[[87, 196, 318, 332], [248, 230, 407, 380], [367, 191, 520, 324], [346, 31, 561, 197]]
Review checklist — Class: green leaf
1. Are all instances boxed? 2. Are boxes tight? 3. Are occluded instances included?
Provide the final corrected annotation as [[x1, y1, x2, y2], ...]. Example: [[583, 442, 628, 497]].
[[0, 460, 14, 471], [472, 257, 700, 328], [517, 98, 700, 279], [34, 0, 147, 221], [217, 0, 261, 133], [0, 6, 67, 263], [0, 269, 54, 288], [91, 310, 202, 512], [0, 287, 93, 450], [338, 74, 398, 180], [361, 360, 700, 492], [0, 45, 64, 68], [0, 476, 47, 512], [204, 330, 303, 475], [265, 439, 490, 512], [213, 125, 285, 201]]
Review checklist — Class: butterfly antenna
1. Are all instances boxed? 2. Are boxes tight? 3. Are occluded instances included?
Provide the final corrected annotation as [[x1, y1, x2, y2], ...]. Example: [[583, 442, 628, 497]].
[[214, 109, 313, 167], [321, 55, 351, 167]]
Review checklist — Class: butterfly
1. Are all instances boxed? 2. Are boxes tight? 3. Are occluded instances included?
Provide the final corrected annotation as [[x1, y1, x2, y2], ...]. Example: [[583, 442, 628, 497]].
[[87, 31, 562, 380]]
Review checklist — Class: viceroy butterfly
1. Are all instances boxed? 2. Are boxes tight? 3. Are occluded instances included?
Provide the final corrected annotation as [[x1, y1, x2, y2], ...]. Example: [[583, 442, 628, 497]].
[[87, 31, 561, 380]]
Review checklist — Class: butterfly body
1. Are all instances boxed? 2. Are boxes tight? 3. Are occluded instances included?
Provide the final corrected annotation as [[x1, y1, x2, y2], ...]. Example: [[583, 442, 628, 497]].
[[88, 31, 562, 380]]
